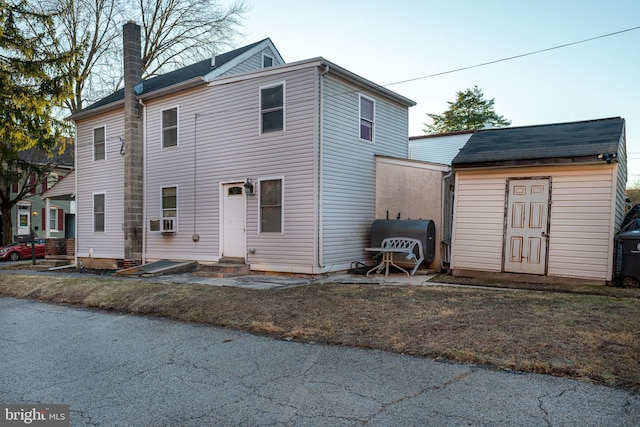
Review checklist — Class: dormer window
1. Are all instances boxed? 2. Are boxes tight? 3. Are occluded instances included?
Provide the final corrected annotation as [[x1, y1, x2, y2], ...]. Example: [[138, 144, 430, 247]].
[[262, 53, 274, 68]]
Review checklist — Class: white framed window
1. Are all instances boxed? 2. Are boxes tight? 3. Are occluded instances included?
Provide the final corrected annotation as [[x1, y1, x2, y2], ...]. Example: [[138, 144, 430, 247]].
[[262, 53, 274, 68], [260, 82, 285, 134], [49, 207, 59, 231], [359, 94, 375, 142], [162, 107, 178, 148], [93, 126, 106, 160], [161, 186, 177, 232], [259, 178, 283, 234], [93, 193, 105, 232]]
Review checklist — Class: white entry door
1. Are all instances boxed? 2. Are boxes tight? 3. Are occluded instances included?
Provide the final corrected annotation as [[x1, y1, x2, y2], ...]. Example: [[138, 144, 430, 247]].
[[504, 178, 550, 275], [222, 183, 246, 258]]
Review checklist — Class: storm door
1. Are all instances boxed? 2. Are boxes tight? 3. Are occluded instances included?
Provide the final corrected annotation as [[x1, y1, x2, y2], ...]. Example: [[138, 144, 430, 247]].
[[222, 183, 246, 258]]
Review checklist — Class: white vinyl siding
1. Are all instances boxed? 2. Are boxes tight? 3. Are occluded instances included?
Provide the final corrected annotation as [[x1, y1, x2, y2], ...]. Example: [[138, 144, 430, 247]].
[[451, 164, 618, 281], [321, 75, 409, 268], [218, 47, 282, 78], [75, 109, 125, 259], [144, 67, 317, 271], [409, 133, 473, 165]]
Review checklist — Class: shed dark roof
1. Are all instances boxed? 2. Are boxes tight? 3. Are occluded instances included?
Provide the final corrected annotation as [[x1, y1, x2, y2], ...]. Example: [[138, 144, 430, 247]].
[[83, 39, 269, 112], [452, 117, 625, 168]]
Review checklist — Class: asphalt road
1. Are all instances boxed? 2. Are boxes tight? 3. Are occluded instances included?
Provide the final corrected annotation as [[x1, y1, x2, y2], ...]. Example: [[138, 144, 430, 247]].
[[1, 297, 638, 426]]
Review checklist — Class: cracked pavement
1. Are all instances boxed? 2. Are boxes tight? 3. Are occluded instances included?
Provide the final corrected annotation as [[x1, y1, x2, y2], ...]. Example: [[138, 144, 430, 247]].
[[1, 297, 638, 426]]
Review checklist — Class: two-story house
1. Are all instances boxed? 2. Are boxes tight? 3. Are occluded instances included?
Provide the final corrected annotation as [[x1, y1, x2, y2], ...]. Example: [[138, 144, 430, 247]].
[[67, 22, 415, 273], [2, 147, 74, 243]]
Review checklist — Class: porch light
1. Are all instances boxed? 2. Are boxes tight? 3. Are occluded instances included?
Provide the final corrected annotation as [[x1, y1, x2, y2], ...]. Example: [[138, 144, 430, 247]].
[[243, 178, 255, 195]]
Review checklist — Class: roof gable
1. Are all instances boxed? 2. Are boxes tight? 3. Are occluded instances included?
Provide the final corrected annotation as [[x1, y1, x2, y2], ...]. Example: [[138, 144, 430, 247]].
[[73, 38, 277, 116], [452, 117, 625, 168]]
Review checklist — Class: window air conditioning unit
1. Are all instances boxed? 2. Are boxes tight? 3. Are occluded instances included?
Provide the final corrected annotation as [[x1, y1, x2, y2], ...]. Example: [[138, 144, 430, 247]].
[[161, 217, 176, 234]]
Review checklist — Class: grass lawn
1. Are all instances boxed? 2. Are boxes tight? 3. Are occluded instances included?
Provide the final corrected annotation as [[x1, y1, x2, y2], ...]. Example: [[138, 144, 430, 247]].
[[1, 271, 639, 391]]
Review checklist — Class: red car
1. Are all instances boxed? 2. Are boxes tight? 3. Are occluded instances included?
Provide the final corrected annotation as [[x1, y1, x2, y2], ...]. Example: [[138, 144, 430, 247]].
[[0, 239, 46, 261]]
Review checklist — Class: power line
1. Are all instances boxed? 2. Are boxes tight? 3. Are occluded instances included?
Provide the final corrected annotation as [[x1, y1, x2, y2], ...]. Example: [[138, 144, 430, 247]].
[[384, 26, 640, 87]]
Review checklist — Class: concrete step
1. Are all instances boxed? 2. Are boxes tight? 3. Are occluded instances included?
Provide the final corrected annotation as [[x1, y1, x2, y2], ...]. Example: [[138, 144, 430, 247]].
[[195, 262, 250, 278]]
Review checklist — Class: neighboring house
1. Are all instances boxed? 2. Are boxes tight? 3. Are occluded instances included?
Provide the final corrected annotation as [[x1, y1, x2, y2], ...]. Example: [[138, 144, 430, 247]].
[[450, 117, 627, 285], [67, 23, 415, 273], [4, 147, 74, 242], [409, 130, 474, 165], [40, 169, 76, 239]]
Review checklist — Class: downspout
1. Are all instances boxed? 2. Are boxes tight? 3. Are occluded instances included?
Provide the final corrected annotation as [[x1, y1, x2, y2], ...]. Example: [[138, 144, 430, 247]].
[[441, 169, 454, 271], [73, 120, 78, 268], [318, 64, 329, 272], [139, 98, 147, 264]]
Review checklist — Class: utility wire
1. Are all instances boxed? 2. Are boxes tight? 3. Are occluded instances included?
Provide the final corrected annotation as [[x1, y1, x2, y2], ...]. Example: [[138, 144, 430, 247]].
[[384, 25, 640, 87]]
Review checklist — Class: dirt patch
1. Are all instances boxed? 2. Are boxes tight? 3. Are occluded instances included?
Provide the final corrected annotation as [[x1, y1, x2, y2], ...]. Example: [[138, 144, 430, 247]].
[[1, 273, 638, 391]]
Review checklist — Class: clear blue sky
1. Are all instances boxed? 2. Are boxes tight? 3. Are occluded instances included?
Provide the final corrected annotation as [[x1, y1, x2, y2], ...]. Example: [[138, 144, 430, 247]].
[[236, 0, 640, 184]]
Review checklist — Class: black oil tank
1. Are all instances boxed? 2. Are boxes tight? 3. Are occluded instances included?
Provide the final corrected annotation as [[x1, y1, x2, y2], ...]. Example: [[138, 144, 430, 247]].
[[370, 219, 436, 264]]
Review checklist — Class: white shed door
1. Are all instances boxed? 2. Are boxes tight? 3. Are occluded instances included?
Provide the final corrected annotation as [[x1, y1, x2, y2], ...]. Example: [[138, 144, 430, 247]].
[[504, 178, 550, 275], [222, 184, 246, 258]]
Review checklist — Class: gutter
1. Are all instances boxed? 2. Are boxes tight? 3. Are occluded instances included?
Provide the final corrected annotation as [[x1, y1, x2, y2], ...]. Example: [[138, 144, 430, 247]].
[[66, 77, 205, 122]]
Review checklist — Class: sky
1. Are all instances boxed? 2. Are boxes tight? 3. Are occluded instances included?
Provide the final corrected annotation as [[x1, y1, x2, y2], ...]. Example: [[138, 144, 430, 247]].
[[235, 0, 640, 184]]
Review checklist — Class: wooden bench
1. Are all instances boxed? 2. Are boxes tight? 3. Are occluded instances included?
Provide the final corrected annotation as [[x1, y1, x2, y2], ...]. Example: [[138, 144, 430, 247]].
[[365, 237, 425, 277]]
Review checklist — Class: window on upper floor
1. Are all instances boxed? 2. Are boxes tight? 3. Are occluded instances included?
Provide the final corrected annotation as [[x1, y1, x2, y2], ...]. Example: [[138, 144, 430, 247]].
[[260, 178, 282, 233], [260, 83, 284, 133], [162, 107, 178, 148], [161, 186, 177, 232], [93, 193, 105, 232], [359, 95, 375, 142], [262, 53, 274, 68], [94, 126, 106, 160]]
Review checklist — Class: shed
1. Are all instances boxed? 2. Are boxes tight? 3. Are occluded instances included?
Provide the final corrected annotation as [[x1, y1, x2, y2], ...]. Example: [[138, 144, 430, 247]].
[[450, 117, 627, 285]]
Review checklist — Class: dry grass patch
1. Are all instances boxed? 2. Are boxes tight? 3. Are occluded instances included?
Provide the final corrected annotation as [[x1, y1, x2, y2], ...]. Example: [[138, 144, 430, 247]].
[[1, 273, 639, 390]]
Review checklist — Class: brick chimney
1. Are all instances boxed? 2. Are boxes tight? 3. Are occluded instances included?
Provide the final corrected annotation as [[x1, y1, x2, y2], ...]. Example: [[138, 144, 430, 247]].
[[123, 21, 143, 266]]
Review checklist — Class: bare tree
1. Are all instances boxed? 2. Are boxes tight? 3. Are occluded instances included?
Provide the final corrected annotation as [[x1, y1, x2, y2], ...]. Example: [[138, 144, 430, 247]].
[[137, 0, 247, 78], [34, 0, 248, 113]]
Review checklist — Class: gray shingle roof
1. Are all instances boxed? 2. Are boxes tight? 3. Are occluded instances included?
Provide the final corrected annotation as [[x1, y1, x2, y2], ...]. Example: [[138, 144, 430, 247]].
[[452, 117, 625, 168], [83, 39, 269, 112]]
